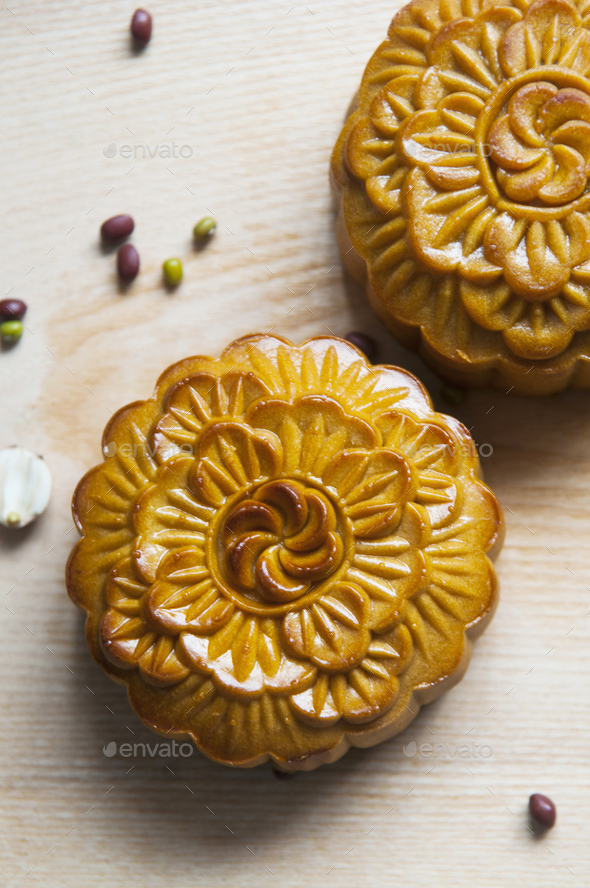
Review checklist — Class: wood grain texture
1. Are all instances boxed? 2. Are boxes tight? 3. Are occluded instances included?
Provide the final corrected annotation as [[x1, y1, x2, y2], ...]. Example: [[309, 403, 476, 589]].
[[0, 1, 589, 886]]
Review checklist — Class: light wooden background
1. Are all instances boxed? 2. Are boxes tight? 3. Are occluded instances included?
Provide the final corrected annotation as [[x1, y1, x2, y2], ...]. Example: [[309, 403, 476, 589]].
[[1, 1, 589, 886]]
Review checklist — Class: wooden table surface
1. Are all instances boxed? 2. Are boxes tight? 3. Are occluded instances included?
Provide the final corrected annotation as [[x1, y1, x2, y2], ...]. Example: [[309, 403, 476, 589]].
[[1, 2, 589, 886]]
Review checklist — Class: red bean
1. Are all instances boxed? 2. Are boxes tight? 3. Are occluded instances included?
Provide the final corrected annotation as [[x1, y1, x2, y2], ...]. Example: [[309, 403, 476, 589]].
[[117, 244, 140, 282], [344, 331, 378, 363], [131, 9, 152, 46], [101, 215, 135, 245], [529, 793, 556, 829], [0, 298, 27, 321]]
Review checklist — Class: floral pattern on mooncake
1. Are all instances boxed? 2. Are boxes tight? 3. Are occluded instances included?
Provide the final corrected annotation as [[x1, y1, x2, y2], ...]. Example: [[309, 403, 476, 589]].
[[67, 335, 502, 770]]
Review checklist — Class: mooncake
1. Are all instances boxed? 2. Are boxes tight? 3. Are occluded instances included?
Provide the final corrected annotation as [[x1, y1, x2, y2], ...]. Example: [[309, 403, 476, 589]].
[[67, 335, 503, 770], [332, 0, 590, 395]]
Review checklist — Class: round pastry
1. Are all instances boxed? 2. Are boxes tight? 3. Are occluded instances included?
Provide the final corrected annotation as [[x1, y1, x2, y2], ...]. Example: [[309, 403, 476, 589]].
[[67, 334, 503, 770], [332, 0, 590, 395]]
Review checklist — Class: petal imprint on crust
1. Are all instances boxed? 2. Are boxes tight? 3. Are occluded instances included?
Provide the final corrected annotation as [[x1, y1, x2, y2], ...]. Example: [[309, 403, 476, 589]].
[[152, 371, 271, 464], [192, 422, 283, 507], [255, 545, 312, 602], [132, 456, 213, 583], [508, 81, 557, 147], [537, 143, 587, 203], [224, 500, 284, 537], [284, 490, 334, 551], [247, 395, 378, 475], [100, 557, 190, 687], [253, 480, 308, 535], [323, 449, 412, 539], [288, 622, 413, 726], [485, 214, 569, 300], [496, 154, 554, 202], [142, 547, 234, 637], [226, 532, 280, 590], [488, 114, 545, 170], [500, 0, 581, 76], [552, 120, 590, 167], [282, 583, 371, 671], [279, 533, 344, 581], [536, 87, 590, 132], [178, 620, 317, 698]]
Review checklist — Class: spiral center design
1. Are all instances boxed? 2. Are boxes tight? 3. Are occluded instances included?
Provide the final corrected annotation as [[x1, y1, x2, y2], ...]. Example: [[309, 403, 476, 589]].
[[488, 78, 590, 206], [222, 479, 345, 603]]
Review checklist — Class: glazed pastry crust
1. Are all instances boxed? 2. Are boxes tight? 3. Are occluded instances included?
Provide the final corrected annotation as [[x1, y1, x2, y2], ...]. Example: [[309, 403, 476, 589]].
[[331, 0, 590, 395], [67, 335, 503, 770]]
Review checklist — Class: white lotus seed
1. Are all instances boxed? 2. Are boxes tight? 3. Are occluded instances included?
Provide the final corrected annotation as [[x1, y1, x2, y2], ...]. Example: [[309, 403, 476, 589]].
[[0, 447, 52, 528]]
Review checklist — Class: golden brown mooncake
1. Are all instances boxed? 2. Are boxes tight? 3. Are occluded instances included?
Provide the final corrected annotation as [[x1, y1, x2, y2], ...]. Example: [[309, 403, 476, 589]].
[[67, 334, 503, 771], [332, 0, 590, 395]]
